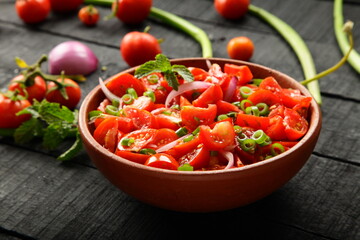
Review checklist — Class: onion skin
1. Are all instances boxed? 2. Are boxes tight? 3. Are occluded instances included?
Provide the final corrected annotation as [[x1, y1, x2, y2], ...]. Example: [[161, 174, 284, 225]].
[[48, 41, 98, 76]]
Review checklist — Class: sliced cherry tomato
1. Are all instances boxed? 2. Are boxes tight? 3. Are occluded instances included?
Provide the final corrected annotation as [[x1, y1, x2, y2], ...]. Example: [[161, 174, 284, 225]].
[[93, 117, 119, 152], [180, 96, 192, 107], [199, 121, 235, 151], [180, 104, 217, 130], [115, 149, 150, 164], [106, 73, 146, 98], [192, 84, 223, 108], [259, 76, 282, 93], [268, 104, 285, 118], [216, 100, 241, 115], [189, 67, 209, 81], [151, 108, 181, 130], [247, 89, 281, 107], [140, 73, 171, 104], [8, 75, 46, 102], [123, 107, 158, 129], [178, 144, 210, 170], [118, 128, 158, 152], [265, 115, 286, 141], [94, 115, 135, 133], [126, 96, 154, 111], [235, 113, 270, 131], [292, 97, 312, 118], [149, 128, 178, 149], [224, 64, 253, 85], [283, 108, 308, 140], [145, 153, 179, 170], [165, 136, 201, 159]]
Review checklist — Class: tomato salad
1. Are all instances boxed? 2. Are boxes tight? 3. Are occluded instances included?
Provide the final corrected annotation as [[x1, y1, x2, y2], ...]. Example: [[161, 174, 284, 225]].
[[89, 59, 312, 171]]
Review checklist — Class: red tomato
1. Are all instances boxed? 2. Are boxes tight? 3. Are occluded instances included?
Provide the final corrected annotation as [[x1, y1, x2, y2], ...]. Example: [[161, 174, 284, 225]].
[[118, 128, 158, 152], [126, 96, 155, 111], [49, 0, 83, 12], [120, 31, 162, 67], [93, 117, 119, 152], [214, 0, 249, 19], [265, 115, 286, 141], [94, 115, 135, 134], [216, 100, 241, 115], [180, 104, 217, 130], [283, 108, 308, 140], [15, 0, 50, 24], [151, 108, 181, 130], [78, 5, 100, 26], [115, 149, 150, 164], [236, 113, 270, 131], [224, 64, 253, 85], [8, 74, 46, 102], [0, 93, 31, 128], [123, 107, 158, 129], [140, 73, 171, 104], [199, 121, 235, 151], [106, 73, 146, 98], [165, 136, 201, 159], [247, 89, 281, 107], [145, 153, 179, 170], [45, 78, 81, 109], [150, 128, 179, 149], [227, 36, 254, 61], [259, 77, 282, 93], [192, 84, 223, 108], [112, 0, 152, 24], [189, 67, 209, 81], [179, 144, 210, 170]]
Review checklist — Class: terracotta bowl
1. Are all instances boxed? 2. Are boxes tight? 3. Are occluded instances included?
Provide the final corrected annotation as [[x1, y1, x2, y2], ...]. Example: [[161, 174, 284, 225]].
[[78, 58, 322, 212]]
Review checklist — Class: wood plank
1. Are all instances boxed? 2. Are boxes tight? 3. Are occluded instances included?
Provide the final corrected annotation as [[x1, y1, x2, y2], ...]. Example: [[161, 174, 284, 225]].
[[0, 143, 358, 239]]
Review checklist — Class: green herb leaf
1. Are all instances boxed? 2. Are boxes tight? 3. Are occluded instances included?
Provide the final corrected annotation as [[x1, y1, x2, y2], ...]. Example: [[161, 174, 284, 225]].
[[39, 101, 75, 124], [57, 131, 83, 161], [14, 118, 43, 144], [15, 57, 29, 68], [163, 70, 179, 90], [172, 65, 194, 82], [178, 163, 194, 171], [43, 122, 70, 150]]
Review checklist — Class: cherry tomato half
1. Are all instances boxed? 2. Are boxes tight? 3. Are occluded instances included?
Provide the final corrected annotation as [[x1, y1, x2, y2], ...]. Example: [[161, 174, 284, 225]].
[[145, 153, 179, 170], [179, 144, 210, 170], [283, 108, 308, 140], [199, 120, 236, 151]]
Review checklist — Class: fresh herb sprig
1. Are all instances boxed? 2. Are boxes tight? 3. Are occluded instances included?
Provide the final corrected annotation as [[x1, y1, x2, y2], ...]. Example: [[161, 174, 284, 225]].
[[14, 99, 82, 161], [134, 54, 194, 91]]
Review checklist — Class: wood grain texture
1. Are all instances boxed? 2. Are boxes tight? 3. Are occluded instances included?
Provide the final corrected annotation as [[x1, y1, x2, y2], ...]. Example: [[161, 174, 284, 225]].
[[0, 0, 359, 239]]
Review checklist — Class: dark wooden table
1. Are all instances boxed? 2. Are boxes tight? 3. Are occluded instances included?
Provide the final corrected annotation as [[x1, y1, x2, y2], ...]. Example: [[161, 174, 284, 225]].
[[1, 0, 359, 239]]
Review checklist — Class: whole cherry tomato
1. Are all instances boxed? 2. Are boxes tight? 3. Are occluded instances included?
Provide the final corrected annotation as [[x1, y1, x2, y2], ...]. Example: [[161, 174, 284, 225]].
[[45, 78, 81, 109], [49, 0, 83, 12], [15, 0, 51, 24], [120, 31, 162, 67], [112, 0, 152, 25], [0, 93, 31, 128], [8, 75, 47, 102], [78, 5, 100, 26], [214, 0, 250, 20], [227, 36, 254, 61]]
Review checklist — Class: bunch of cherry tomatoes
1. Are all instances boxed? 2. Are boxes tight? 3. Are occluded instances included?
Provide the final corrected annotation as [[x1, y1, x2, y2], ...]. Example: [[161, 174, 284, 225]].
[[0, 57, 81, 129]]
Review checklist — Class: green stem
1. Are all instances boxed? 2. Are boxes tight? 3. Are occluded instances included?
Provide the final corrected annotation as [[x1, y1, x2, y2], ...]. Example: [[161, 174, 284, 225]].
[[84, 0, 213, 58], [334, 0, 360, 74], [249, 5, 322, 105], [301, 21, 354, 85]]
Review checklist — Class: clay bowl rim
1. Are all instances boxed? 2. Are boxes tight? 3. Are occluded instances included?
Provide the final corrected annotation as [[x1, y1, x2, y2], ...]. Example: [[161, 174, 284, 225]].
[[78, 57, 321, 177]]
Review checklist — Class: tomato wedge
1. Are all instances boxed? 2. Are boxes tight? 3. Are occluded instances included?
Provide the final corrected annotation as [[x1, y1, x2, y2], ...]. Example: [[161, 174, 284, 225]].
[[93, 117, 119, 152], [145, 153, 179, 170], [199, 121, 235, 151], [236, 113, 270, 130], [151, 108, 181, 130], [118, 128, 158, 152], [180, 104, 217, 130], [283, 108, 308, 140], [247, 89, 281, 106], [265, 115, 286, 140], [192, 84, 223, 108], [115, 149, 150, 164], [150, 128, 179, 149], [216, 100, 241, 115], [165, 136, 201, 159], [224, 64, 253, 85], [106, 73, 146, 98], [123, 107, 158, 129], [178, 144, 210, 170], [126, 96, 155, 111]]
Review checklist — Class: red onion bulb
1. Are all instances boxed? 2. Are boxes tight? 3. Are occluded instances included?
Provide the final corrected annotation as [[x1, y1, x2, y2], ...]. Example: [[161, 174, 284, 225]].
[[48, 41, 98, 75]]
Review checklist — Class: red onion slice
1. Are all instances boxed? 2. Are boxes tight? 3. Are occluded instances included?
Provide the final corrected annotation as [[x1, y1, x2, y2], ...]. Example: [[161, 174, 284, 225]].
[[99, 77, 123, 104], [165, 81, 213, 107], [223, 76, 238, 102], [220, 151, 235, 170]]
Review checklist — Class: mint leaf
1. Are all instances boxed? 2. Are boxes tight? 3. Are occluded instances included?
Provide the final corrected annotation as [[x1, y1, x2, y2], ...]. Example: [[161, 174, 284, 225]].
[[14, 118, 43, 144], [57, 131, 82, 161], [43, 122, 70, 150], [39, 101, 75, 124], [163, 70, 179, 90], [134, 60, 162, 79], [172, 65, 194, 82], [154, 54, 172, 71]]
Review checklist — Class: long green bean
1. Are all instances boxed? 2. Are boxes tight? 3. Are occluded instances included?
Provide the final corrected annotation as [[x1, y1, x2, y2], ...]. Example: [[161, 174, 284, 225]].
[[334, 0, 360, 73], [248, 5, 321, 104]]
